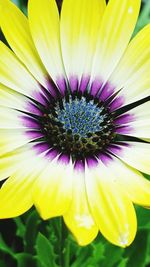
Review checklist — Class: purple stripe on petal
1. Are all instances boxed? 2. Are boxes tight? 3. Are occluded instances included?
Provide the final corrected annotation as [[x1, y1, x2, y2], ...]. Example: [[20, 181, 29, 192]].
[[26, 130, 44, 139], [90, 79, 103, 97], [99, 82, 115, 101], [98, 152, 113, 165], [79, 75, 90, 93], [107, 143, 129, 156], [45, 148, 59, 161], [109, 95, 125, 111], [114, 114, 135, 125], [57, 77, 67, 96], [46, 79, 58, 98], [86, 157, 98, 169], [74, 159, 85, 172], [115, 125, 134, 134], [32, 91, 48, 106], [33, 142, 50, 154], [58, 153, 70, 165], [21, 115, 40, 129], [69, 75, 79, 93], [26, 102, 43, 116]]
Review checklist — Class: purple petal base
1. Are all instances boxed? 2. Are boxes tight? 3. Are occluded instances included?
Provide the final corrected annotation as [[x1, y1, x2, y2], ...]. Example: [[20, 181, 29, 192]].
[[115, 125, 134, 134], [74, 159, 85, 172], [46, 79, 58, 98], [86, 157, 98, 169], [90, 79, 103, 97], [69, 75, 79, 93], [109, 95, 125, 111], [21, 115, 41, 129], [58, 153, 70, 165], [26, 101, 43, 116], [33, 142, 50, 154], [32, 91, 48, 106], [107, 142, 130, 157], [33, 142, 59, 160], [114, 114, 135, 125], [79, 75, 90, 93], [98, 152, 113, 165], [56, 77, 67, 96], [99, 82, 115, 101], [25, 130, 44, 140]]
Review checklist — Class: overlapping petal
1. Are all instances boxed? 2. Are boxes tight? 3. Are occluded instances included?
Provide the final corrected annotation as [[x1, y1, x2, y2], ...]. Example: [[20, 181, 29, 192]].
[[0, 84, 28, 111], [0, 173, 33, 218], [64, 169, 98, 246], [0, 129, 43, 156], [0, 41, 41, 98], [109, 24, 150, 107], [102, 156, 150, 207], [0, 148, 48, 218], [108, 142, 150, 175], [115, 101, 150, 139], [28, 0, 66, 92], [60, 0, 106, 92], [91, 0, 141, 92], [0, 0, 48, 87], [85, 161, 137, 247], [33, 158, 73, 219], [0, 145, 36, 181]]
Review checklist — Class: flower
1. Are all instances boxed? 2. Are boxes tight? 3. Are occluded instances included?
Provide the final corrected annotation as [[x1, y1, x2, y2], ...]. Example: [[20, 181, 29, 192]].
[[0, 0, 150, 247]]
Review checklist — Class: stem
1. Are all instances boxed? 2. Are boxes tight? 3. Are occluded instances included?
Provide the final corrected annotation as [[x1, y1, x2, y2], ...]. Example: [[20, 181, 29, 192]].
[[64, 238, 70, 267], [61, 220, 70, 267]]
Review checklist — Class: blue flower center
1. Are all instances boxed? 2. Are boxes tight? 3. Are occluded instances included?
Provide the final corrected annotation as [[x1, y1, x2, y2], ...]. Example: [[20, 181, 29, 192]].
[[40, 94, 115, 162], [56, 96, 106, 137]]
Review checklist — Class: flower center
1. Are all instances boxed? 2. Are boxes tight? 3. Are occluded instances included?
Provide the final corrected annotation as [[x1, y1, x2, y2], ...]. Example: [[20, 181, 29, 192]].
[[39, 93, 115, 162], [56, 96, 106, 137]]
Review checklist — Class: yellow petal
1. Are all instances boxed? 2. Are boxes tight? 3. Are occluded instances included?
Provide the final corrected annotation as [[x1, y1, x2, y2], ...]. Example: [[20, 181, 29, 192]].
[[0, 106, 26, 129], [115, 102, 150, 139], [104, 156, 150, 207], [0, 41, 41, 98], [0, 143, 49, 181], [108, 142, 150, 175], [0, 150, 47, 218], [110, 24, 150, 106], [0, 129, 41, 156], [85, 162, 137, 247], [0, 145, 33, 181], [0, 84, 28, 111], [60, 0, 106, 91], [33, 158, 73, 220], [0, 171, 33, 218], [91, 0, 141, 86], [0, 0, 48, 87], [28, 0, 66, 90], [64, 169, 98, 246]]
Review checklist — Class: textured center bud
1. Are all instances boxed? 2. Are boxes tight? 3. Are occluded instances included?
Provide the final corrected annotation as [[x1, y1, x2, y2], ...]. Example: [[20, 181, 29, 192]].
[[39, 94, 115, 161]]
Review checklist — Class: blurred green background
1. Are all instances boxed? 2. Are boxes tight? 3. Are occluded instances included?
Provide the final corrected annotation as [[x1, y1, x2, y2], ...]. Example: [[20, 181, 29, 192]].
[[0, 0, 150, 266]]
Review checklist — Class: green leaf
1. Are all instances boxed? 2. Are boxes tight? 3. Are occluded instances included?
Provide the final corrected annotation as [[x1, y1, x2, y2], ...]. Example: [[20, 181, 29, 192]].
[[145, 232, 150, 265], [16, 253, 37, 267], [124, 229, 148, 267], [71, 245, 94, 267], [134, 0, 150, 35], [14, 218, 26, 238], [0, 259, 7, 267], [11, 0, 20, 6], [24, 210, 41, 253], [117, 258, 128, 267], [36, 232, 59, 267], [99, 243, 124, 267], [136, 207, 150, 230], [0, 234, 14, 257]]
